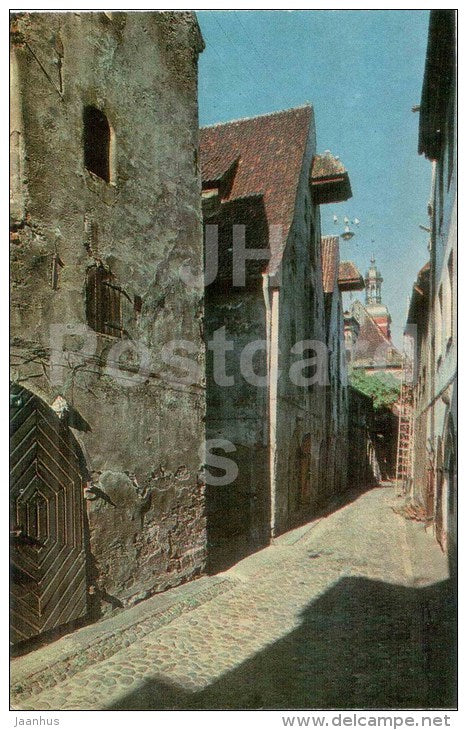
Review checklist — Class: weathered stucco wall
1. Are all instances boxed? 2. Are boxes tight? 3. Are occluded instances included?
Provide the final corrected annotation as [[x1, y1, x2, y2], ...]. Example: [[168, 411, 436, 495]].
[[410, 106, 457, 554], [347, 388, 379, 490], [202, 108, 352, 551], [412, 295, 431, 508], [10, 11, 206, 616], [324, 290, 349, 498], [204, 287, 270, 572], [273, 111, 329, 534]]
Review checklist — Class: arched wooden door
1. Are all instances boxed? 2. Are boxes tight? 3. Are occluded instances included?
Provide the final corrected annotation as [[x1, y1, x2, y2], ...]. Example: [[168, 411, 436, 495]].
[[10, 383, 88, 645]]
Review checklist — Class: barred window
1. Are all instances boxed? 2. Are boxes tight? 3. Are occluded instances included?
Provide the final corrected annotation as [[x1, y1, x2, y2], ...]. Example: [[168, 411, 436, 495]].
[[86, 265, 124, 337]]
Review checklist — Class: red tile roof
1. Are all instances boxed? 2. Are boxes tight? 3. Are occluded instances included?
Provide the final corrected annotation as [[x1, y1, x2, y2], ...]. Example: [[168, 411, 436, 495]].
[[338, 261, 365, 291], [321, 236, 340, 294], [200, 105, 313, 273], [311, 152, 352, 204], [321, 247, 363, 295], [202, 154, 240, 190], [352, 300, 402, 369], [312, 152, 348, 179]]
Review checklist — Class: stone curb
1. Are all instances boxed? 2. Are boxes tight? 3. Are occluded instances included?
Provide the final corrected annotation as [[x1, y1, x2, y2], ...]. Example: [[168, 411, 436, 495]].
[[11, 575, 236, 704]]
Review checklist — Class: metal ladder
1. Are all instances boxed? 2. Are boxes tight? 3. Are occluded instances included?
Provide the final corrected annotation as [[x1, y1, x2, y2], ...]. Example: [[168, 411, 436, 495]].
[[395, 353, 414, 496]]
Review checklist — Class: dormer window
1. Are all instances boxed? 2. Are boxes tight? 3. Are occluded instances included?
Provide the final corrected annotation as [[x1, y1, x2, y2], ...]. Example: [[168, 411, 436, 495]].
[[201, 187, 221, 219]]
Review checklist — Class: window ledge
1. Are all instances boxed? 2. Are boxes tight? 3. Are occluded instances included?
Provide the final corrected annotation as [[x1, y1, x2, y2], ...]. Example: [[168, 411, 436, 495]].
[[84, 171, 118, 200]]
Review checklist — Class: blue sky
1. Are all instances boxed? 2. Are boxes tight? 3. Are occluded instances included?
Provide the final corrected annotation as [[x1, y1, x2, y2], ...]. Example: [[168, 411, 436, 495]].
[[196, 10, 432, 348]]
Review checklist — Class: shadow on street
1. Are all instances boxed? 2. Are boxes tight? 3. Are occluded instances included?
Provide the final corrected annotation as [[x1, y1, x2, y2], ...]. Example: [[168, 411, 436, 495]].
[[107, 576, 456, 710]]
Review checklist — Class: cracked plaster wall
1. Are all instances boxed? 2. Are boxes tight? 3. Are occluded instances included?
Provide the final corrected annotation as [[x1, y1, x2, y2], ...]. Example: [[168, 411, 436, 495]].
[[10, 11, 206, 615]]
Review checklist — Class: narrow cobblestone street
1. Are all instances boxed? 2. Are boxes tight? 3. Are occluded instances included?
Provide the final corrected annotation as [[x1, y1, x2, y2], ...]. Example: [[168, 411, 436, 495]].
[[11, 486, 455, 711]]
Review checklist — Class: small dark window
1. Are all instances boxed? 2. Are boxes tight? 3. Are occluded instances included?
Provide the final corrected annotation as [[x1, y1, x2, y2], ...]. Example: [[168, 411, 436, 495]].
[[83, 106, 110, 182], [86, 265, 123, 336], [134, 295, 143, 315]]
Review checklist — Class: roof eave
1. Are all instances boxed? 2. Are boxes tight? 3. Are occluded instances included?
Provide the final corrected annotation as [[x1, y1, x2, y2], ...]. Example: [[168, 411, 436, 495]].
[[311, 173, 352, 205], [338, 275, 364, 292], [405, 289, 428, 331]]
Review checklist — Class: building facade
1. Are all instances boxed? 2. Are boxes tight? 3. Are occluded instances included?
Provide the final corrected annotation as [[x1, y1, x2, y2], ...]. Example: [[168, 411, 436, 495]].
[[10, 11, 206, 644], [200, 108, 353, 570], [321, 237, 363, 497], [406, 10, 456, 570]]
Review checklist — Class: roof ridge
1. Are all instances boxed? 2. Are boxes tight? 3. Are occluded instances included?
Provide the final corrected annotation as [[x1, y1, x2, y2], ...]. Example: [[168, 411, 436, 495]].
[[200, 104, 312, 130]]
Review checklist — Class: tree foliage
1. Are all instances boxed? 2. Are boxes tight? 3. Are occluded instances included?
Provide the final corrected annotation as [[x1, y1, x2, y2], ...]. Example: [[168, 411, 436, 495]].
[[349, 369, 400, 410]]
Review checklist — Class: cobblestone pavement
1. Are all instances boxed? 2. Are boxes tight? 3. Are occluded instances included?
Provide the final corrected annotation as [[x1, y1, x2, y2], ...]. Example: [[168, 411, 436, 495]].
[[12, 487, 455, 710]]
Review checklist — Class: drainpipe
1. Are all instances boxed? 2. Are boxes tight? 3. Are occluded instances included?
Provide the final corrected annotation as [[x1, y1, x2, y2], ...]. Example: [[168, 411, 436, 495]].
[[262, 273, 271, 380], [262, 273, 280, 538]]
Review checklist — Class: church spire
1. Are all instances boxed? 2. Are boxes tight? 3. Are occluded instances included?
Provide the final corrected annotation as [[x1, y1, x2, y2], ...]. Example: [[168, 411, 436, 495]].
[[363, 256, 392, 339], [365, 255, 383, 305]]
